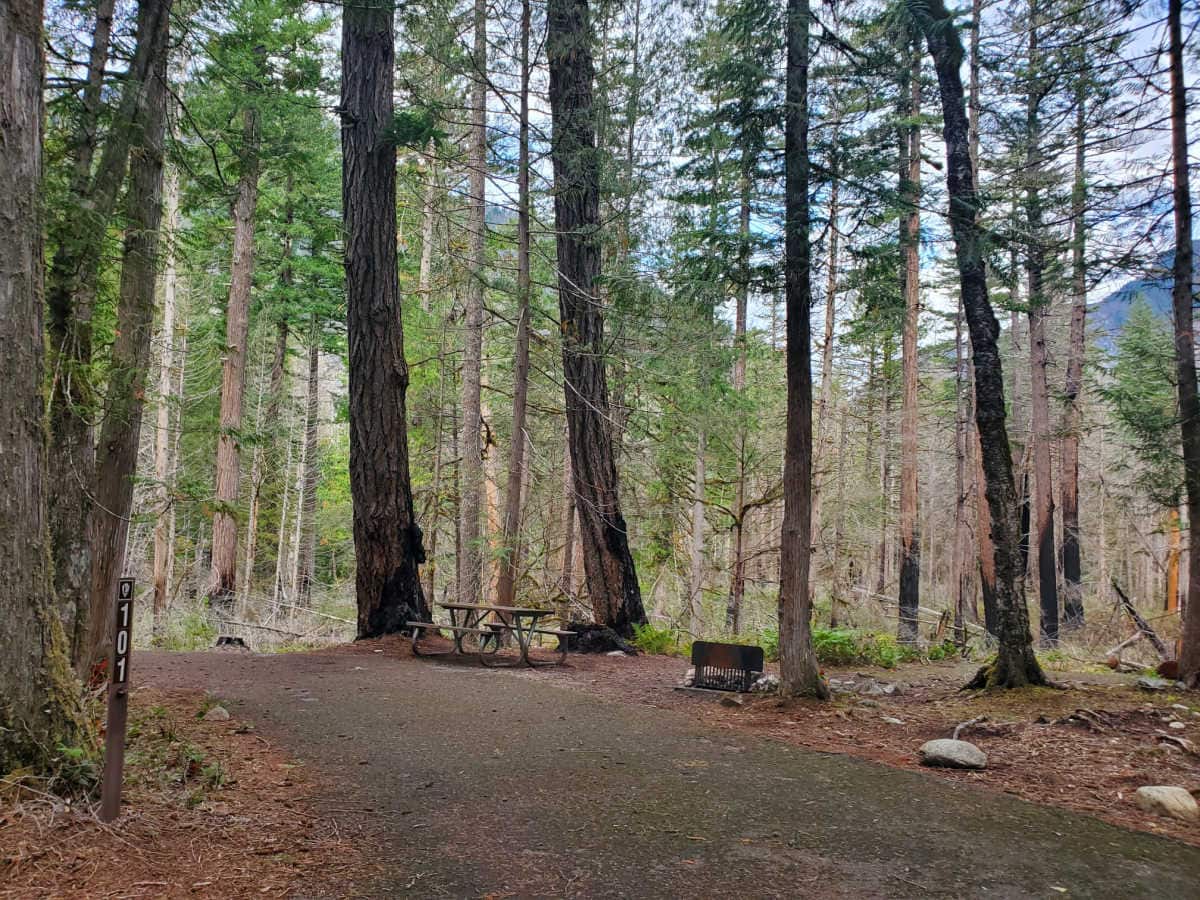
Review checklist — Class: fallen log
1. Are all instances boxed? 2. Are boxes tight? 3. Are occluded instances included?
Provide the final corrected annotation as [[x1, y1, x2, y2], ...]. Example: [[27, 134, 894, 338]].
[[1111, 580, 1171, 661]]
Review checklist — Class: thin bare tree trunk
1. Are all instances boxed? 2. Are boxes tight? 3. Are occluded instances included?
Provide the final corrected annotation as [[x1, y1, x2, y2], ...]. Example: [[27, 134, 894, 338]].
[[876, 339, 893, 596], [689, 432, 706, 637], [916, 0, 1045, 688], [418, 141, 437, 311], [496, 0, 533, 610], [1060, 88, 1087, 630], [952, 303, 972, 639], [422, 325, 449, 603], [85, 17, 170, 672], [725, 170, 751, 633], [458, 0, 488, 606], [295, 321, 322, 605], [812, 134, 839, 598], [898, 31, 922, 643], [778, 0, 827, 699], [210, 100, 262, 611], [1168, 0, 1200, 685], [153, 161, 181, 628], [559, 431, 577, 606], [1023, 1, 1058, 645]]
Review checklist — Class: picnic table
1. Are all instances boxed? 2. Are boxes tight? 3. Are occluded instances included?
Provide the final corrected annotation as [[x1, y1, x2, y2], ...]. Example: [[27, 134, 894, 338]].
[[407, 603, 575, 667]]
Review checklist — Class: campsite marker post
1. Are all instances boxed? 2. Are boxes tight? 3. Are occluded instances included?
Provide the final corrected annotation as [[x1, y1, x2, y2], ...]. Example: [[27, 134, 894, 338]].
[[100, 577, 134, 822]]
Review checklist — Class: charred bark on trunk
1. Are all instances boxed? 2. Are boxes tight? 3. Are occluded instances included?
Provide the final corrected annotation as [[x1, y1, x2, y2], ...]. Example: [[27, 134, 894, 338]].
[[341, 0, 428, 636], [547, 0, 646, 636]]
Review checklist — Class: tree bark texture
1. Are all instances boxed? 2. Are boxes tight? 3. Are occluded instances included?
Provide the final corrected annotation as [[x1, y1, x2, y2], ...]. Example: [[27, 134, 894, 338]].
[[547, 0, 647, 636], [45, 0, 173, 660], [85, 19, 169, 673], [153, 161, 181, 626], [496, 0, 533, 611], [209, 101, 262, 610], [0, 0, 85, 773], [1023, 2, 1058, 646], [778, 0, 828, 699], [898, 31, 922, 644], [1060, 91, 1087, 630], [341, 0, 429, 636], [458, 0, 488, 606], [1168, 0, 1200, 686], [295, 322, 322, 605], [913, 0, 1046, 688]]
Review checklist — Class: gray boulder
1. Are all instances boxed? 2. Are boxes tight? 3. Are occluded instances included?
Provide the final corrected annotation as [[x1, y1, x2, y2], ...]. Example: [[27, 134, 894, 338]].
[[918, 739, 987, 770], [1134, 786, 1199, 822]]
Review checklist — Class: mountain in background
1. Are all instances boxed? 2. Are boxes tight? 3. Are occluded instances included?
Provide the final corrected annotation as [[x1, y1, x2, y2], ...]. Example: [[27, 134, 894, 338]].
[[1090, 242, 1199, 339]]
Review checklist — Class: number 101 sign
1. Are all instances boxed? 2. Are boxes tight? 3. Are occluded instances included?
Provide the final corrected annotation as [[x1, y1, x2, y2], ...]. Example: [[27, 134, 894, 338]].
[[112, 577, 134, 684]]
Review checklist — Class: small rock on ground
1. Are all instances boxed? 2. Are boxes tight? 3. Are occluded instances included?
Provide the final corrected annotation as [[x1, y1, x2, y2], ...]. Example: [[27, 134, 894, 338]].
[[881, 716, 905, 726], [1134, 786, 1199, 823], [918, 739, 987, 770], [203, 705, 231, 722]]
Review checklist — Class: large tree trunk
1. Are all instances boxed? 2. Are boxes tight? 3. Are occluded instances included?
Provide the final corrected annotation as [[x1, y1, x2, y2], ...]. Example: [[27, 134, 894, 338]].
[[295, 321, 322, 605], [1060, 90, 1087, 630], [914, 0, 1046, 689], [547, 0, 646, 636], [46, 0, 173, 664], [898, 30, 922, 644], [341, 0, 428, 636], [0, 0, 85, 772], [458, 0, 488, 606], [1023, 2, 1058, 646], [778, 0, 828, 700], [1168, 0, 1200, 687], [85, 18, 169, 674], [496, 0, 533, 611], [209, 101, 262, 611], [153, 161, 181, 629]]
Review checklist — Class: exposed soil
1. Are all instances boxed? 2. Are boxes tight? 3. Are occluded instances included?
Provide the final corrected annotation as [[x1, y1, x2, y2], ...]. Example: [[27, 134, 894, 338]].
[[0, 687, 368, 899], [135, 642, 1200, 898], [534, 649, 1200, 847]]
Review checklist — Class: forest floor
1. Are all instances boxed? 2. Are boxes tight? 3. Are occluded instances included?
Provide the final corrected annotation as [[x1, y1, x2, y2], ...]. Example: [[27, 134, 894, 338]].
[[0, 684, 367, 898], [39, 641, 1194, 898]]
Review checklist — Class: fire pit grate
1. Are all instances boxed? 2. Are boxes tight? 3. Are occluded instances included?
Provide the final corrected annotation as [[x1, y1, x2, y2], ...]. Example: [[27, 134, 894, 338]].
[[691, 641, 764, 693]]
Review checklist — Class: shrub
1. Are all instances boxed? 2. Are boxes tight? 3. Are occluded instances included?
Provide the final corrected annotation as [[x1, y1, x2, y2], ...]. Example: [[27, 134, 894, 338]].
[[631, 623, 688, 657]]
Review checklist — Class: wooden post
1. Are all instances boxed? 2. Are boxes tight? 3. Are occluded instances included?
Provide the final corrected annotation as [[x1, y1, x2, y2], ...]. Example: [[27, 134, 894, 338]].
[[100, 577, 134, 822]]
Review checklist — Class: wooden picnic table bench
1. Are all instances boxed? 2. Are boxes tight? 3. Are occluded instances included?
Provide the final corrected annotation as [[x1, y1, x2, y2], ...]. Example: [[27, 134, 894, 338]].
[[407, 603, 575, 667]]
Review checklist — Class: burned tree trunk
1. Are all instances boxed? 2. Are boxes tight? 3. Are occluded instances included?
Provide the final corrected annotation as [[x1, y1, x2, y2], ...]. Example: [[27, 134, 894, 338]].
[[547, 0, 646, 636], [341, 0, 428, 636], [912, 0, 1046, 689]]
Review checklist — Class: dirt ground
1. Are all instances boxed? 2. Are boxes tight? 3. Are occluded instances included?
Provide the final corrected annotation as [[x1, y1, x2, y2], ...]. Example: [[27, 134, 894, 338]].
[[4, 640, 1198, 898], [1, 687, 369, 899], [530, 647, 1200, 847]]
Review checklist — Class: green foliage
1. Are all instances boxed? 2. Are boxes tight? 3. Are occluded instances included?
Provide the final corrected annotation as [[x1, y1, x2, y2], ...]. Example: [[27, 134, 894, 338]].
[[159, 605, 218, 651], [1100, 298, 1182, 508], [764, 628, 923, 669], [631, 623, 690, 656]]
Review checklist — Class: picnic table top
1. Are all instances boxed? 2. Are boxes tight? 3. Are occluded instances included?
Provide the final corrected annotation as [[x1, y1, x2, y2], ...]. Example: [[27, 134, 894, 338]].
[[437, 603, 553, 616]]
